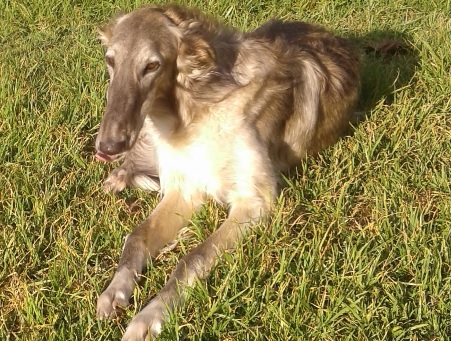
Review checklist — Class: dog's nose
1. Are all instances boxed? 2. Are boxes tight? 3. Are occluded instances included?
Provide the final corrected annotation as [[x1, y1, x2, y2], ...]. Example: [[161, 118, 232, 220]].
[[98, 140, 127, 155]]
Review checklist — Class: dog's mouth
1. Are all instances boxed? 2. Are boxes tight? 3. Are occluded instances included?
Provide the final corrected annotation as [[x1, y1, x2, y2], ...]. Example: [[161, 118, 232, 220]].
[[95, 139, 131, 163], [95, 151, 122, 163], [95, 131, 136, 163]]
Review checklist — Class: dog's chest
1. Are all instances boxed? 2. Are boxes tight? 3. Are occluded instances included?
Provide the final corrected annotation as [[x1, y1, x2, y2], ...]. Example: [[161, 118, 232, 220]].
[[155, 123, 232, 201]]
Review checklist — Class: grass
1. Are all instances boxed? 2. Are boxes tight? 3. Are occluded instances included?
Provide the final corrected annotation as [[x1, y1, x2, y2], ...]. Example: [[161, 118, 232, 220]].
[[0, 0, 450, 340]]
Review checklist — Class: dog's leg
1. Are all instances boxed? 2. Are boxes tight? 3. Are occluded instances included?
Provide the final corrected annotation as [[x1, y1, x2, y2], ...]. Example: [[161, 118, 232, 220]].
[[103, 166, 160, 193], [96, 191, 199, 319], [103, 131, 160, 193], [103, 166, 130, 193], [121, 197, 271, 340]]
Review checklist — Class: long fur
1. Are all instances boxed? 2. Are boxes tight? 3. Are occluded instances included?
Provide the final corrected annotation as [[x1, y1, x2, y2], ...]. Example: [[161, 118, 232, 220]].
[[94, 4, 360, 340]]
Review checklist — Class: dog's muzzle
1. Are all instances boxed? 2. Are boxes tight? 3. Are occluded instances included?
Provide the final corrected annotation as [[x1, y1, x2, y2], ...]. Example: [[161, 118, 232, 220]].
[[95, 140, 127, 162], [95, 151, 119, 162]]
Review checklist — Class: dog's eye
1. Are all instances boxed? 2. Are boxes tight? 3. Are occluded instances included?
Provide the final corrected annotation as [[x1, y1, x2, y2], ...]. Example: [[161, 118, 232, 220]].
[[105, 55, 115, 68], [143, 61, 160, 75]]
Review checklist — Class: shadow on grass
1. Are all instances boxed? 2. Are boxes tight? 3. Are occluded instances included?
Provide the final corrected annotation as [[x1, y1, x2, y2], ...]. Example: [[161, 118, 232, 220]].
[[350, 29, 420, 114]]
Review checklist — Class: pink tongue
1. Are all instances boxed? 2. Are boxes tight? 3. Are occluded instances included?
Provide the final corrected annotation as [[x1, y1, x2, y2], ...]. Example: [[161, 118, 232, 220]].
[[95, 151, 117, 162]]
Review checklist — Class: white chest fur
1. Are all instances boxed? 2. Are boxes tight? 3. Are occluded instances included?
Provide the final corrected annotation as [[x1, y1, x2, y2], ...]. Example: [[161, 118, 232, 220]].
[[158, 141, 224, 200], [154, 117, 232, 203], [148, 84, 276, 207]]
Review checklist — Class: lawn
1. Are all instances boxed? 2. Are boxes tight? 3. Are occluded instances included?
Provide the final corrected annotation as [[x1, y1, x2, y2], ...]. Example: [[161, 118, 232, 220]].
[[0, 0, 450, 340]]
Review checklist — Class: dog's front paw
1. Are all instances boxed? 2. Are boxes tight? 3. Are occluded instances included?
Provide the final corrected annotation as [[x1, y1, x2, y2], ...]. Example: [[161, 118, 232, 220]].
[[122, 298, 167, 340], [96, 285, 132, 319], [131, 174, 161, 192], [104, 167, 128, 193]]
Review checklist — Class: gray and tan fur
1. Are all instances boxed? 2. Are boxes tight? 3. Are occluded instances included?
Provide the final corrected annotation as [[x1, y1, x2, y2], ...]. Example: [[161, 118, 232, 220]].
[[94, 4, 359, 340]]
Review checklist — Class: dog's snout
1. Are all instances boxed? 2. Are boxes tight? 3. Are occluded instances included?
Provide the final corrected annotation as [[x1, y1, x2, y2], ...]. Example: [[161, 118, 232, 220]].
[[98, 140, 127, 156]]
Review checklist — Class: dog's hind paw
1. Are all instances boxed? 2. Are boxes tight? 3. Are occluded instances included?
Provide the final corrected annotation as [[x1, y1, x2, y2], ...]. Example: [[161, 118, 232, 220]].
[[122, 298, 167, 340], [104, 168, 128, 193]]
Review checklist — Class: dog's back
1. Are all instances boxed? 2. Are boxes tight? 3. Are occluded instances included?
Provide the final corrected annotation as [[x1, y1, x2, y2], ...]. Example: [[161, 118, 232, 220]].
[[243, 20, 360, 169]]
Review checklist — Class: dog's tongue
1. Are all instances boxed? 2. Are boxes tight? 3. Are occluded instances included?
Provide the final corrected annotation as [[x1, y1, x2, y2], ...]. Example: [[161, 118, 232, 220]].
[[95, 151, 117, 162]]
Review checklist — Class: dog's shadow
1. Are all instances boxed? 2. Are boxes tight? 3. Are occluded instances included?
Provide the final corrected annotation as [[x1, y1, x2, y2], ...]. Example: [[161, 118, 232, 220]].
[[349, 29, 419, 116]]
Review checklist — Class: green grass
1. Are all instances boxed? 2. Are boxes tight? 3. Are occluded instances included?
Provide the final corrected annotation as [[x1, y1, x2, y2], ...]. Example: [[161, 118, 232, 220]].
[[1, 0, 450, 340]]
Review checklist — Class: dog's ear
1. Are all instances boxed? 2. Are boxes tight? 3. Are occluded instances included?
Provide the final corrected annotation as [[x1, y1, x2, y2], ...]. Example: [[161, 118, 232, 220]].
[[178, 35, 216, 74], [162, 5, 216, 78], [98, 13, 125, 46], [98, 24, 113, 46]]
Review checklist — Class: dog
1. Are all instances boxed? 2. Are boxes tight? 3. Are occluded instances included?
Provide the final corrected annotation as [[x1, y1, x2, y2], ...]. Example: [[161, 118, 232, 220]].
[[94, 4, 359, 340]]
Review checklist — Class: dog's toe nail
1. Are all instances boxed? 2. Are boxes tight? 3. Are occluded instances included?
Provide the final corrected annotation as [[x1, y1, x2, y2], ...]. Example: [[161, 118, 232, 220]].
[[150, 322, 162, 336]]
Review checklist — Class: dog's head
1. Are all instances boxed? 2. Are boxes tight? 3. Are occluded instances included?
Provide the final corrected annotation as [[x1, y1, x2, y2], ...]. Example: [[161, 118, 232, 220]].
[[95, 5, 217, 162], [95, 7, 178, 161]]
